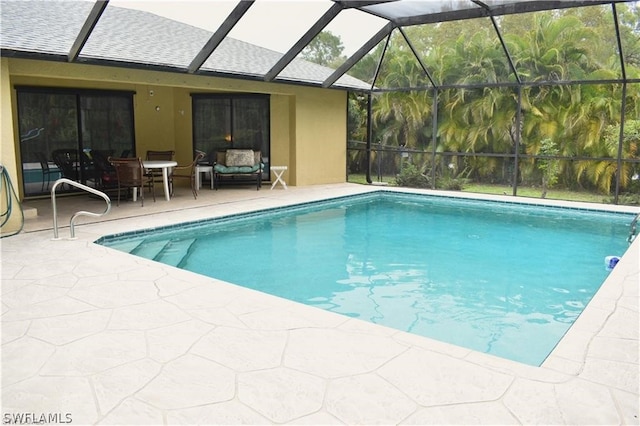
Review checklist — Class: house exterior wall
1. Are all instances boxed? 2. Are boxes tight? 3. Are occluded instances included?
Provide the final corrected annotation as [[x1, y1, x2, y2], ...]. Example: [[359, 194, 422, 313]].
[[1, 59, 18, 180], [0, 58, 23, 232], [294, 89, 346, 186], [0, 57, 347, 198]]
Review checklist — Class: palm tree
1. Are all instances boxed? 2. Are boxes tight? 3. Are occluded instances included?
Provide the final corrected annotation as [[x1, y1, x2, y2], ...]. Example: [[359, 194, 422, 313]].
[[371, 31, 434, 150], [357, 5, 640, 194]]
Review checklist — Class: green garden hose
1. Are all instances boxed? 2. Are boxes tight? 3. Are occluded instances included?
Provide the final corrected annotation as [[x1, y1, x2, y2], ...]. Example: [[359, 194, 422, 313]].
[[0, 164, 24, 237]]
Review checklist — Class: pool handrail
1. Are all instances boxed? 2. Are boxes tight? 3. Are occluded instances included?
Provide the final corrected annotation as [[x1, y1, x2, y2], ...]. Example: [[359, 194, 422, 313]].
[[51, 178, 111, 239]]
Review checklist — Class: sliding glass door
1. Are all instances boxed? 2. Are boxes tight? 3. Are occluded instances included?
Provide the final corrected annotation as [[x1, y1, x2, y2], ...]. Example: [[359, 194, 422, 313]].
[[16, 87, 135, 196], [192, 94, 270, 178]]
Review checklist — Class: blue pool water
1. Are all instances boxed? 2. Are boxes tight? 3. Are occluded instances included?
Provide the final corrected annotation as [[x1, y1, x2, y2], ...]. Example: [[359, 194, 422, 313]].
[[98, 192, 633, 366]]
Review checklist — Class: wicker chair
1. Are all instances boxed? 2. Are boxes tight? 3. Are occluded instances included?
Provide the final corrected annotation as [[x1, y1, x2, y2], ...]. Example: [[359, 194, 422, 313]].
[[170, 151, 206, 199], [108, 157, 155, 206]]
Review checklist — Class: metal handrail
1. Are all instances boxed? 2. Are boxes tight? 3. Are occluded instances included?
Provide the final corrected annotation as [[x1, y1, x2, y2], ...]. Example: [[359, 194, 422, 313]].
[[51, 178, 111, 239]]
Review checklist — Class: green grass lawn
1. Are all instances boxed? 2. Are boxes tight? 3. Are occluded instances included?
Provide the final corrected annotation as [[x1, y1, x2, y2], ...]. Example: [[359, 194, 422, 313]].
[[348, 174, 617, 204], [463, 184, 609, 203]]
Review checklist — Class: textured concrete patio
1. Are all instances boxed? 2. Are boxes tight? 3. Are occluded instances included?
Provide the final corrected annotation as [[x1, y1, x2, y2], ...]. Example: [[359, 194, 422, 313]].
[[2, 184, 638, 424]]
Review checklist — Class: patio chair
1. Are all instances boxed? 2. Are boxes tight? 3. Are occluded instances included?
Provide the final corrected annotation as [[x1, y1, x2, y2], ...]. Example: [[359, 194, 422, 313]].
[[35, 152, 57, 192], [91, 150, 117, 191], [51, 148, 79, 182], [108, 157, 155, 207], [146, 150, 175, 161], [213, 149, 263, 190], [170, 151, 206, 199], [51, 148, 80, 190], [145, 150, 175, 192]]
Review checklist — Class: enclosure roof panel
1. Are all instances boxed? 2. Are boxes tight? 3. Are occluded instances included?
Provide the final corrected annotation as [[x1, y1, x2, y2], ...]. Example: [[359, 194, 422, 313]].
[[360, 0, 482, 21], [358, 0, 624, 25], [0, 0, 369, 89], [0, 0, 634, 91]]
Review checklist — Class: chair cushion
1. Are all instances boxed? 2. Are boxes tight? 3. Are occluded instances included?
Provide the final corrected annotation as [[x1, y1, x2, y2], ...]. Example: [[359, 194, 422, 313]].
[[214, 164, 260, 174], [225, 149, 255, 167]]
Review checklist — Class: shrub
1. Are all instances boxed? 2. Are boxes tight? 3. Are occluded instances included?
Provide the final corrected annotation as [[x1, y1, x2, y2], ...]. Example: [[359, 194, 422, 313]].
[[394, 162, 430, 188], [435, 161, 468, 191], [436, 175, 467, 191]]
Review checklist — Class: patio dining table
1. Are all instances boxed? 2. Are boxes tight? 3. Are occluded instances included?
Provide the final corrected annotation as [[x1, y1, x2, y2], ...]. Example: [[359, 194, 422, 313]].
[[141, 160, 177, 201]]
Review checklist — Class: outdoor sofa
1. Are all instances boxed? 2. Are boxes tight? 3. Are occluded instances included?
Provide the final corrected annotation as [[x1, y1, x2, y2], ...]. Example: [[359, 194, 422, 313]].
[[214, 149, 263, 190]]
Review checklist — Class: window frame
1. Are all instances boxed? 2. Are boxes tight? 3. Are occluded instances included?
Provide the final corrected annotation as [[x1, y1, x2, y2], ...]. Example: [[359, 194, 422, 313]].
[[15, 85, 136, 196], [191, 93, 271, 178]]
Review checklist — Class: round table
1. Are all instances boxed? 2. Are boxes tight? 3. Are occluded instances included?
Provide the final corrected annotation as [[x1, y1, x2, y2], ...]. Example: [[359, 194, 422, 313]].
[[143, 160, 177, 201]]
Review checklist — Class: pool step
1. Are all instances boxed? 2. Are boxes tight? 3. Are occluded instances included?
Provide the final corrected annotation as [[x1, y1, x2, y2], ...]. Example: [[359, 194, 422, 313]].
[[109, 239, 147, 254], [154, 238, 197, 267], [130, 239, 171, 260]]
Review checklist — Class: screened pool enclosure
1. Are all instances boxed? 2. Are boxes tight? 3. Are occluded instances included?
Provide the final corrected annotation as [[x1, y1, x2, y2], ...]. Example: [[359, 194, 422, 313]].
[[340, 1, 640, 205], [2, 0, 638, 203]]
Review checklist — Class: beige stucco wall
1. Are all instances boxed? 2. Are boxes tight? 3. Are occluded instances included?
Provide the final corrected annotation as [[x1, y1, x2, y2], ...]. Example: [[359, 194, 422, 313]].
[[1, 59, 17, 179], [293, 89, 346, 186], [1, 57, 348, 198]]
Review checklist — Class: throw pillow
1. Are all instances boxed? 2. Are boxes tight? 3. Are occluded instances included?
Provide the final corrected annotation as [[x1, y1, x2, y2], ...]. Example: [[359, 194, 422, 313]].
[[226, 149, 255, 167]]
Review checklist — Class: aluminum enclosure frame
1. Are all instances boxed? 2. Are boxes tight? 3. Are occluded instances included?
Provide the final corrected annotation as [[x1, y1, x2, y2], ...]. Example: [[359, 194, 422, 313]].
[[1, 0, 638, 203]]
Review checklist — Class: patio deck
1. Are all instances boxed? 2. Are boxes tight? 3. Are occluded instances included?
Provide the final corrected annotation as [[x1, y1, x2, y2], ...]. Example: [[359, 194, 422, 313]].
[[2, 183, 638, 425]]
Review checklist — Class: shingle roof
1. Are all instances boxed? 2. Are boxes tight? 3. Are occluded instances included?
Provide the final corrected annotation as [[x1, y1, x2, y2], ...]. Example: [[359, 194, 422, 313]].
[[0, 0, 370, 90]]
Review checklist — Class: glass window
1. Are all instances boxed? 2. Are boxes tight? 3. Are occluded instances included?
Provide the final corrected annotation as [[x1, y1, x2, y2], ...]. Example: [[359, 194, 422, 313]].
[[16, 88, 135, 196], [192, 94, 270, 177]]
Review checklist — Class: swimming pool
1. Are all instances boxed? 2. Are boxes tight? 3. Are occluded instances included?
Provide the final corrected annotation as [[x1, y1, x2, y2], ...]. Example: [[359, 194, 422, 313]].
[[98, 192, 634, 366]]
